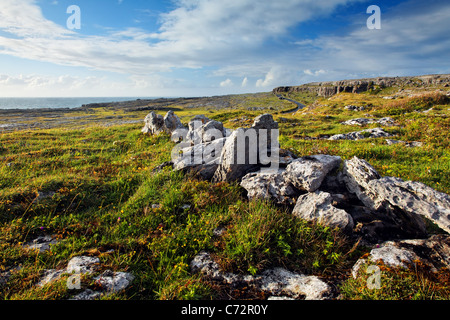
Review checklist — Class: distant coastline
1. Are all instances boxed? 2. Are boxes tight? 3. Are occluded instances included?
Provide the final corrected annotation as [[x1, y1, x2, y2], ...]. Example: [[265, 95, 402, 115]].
[[0, 97, 158, 110]]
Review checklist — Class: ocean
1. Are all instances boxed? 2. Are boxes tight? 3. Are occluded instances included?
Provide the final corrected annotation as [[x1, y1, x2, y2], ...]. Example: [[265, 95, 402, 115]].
[[0, 97, 155, 110]]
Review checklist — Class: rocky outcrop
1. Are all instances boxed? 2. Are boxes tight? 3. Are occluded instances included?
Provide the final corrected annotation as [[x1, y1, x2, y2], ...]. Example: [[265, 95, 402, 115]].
[[142, 110, 185, 135], [343, 157, 450, 234], [273, 74, 450, 97], [212, 114, 280, 183], [145, 112, 450, 244]]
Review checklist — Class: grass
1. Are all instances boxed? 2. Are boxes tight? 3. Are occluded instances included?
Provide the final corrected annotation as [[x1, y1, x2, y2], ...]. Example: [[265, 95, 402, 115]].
[[0, 86, 449, 300]]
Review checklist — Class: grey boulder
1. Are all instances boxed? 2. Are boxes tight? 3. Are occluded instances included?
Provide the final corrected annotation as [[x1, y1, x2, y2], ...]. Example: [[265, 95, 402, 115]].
[[292, 191, 354, 231], [283, 155, 342, 192], [240, 169, 298, 205]]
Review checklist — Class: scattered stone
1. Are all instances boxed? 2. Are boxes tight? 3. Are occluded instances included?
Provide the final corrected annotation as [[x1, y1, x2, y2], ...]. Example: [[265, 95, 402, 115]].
[[328, 128, 392, 141], [352, 234, 450, 278], [23, 235, 59, 253], [94, 270, 135, 293], [186, 116, 226, 145], [292, 191, 354, 231], [66, 256, 100, 275], [341, 118, 374, 126], [37, 269, 65, 287], [190, 251, 332, 300], [258, 268, 331, 300], [344, 105, 366, 111], [71, 289, 102, 301], [377, 117, 396, 126], [342, 117, 396, 127], [267, 296, 296, 300], [385, 139, 423, 148], [283, 155, 342, 192], [172, 137, 226, 180]]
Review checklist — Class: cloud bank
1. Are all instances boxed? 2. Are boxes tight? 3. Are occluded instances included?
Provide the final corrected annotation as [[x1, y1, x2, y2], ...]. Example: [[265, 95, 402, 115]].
[[0, 0, 449, 96]]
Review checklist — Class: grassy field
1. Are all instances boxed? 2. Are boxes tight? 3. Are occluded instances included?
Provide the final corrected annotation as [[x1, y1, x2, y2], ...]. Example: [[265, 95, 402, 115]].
[[0, 87, 449, 300]]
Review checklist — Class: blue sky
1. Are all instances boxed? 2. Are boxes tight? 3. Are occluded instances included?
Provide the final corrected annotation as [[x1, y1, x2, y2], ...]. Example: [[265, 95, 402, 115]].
[[0, 0, 449, 97]]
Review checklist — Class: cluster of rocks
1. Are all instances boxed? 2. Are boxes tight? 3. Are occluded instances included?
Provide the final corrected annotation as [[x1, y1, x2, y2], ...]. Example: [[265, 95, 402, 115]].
[[39, 255, 134, 300], [143, 111, 294, 182], [328, 127, 392, 141], [142, 111, 450, 242], [143, 111, 450, 299], [5, 237, 134, 300], [344, 105, 366, 111], [190, 251, 331, 300], [385, 139, 423, 148], [341, 117, 396, 126]]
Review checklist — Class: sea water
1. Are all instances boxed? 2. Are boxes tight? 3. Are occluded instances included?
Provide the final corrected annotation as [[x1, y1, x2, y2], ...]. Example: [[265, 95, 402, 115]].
[[0, 97, 154, 110]]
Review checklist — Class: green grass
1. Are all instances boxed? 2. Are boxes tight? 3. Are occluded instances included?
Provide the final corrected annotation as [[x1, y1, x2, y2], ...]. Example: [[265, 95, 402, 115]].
[[0, 87, 449, 300]]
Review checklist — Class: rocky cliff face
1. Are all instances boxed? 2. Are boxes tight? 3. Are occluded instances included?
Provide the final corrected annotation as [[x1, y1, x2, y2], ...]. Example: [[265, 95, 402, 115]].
[[273, 74, 450, 97]]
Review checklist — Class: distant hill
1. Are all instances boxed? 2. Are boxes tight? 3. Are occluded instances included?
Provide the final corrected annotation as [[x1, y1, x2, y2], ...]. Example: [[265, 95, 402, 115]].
[[273, 74, 450, 97]]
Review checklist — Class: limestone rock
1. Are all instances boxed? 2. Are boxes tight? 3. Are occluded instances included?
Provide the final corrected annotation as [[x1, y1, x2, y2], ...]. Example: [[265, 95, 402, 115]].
[[252, 113, 279, 130], [328, 128, 391, 140], [344, 157, 450, 234], [172, 137, 226, 180], [292, 191, 354, 230], [23, 235, 58, 253], [385, 139, 423, 148], [141, 112, 164, 135], [37, 269, 65, 287], [341, 118, 375, 126], [258, 268, 331, 300], [186, 118, 226, 144], [94, 270, 135, 293], [284, 155, 342, 192], [341, 117, 396, 127], [190, 251, 332, 300], [213, 114, 280, 183], [66, 256, 100, 274], [163, 110, 184, 133], [352, 234, 450, 278], [371, 178, 450, 234], [240, 169, 298, 205], [342, 157, 381, 208]]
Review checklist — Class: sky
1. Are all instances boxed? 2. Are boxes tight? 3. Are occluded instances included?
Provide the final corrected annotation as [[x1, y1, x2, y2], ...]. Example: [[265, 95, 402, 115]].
[[0, 0, 449, 97]]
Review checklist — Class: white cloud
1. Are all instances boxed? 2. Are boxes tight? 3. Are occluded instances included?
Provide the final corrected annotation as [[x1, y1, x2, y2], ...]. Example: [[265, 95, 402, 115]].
[[0, 0, 359, 76], [294, 0, 450, 78], [256, 71, 275, 88], [220, 78, 233, 87], [304, 69, 326, 76], [0, 0, 449, 96]]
